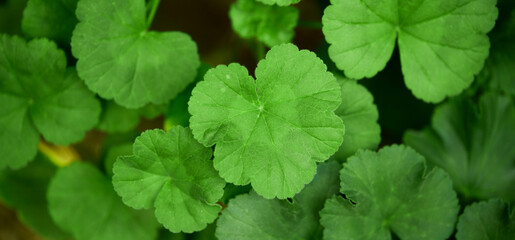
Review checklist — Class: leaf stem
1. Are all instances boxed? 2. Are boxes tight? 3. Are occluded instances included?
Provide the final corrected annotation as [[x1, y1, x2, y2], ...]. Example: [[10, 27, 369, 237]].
[[254, 39, 265, 61], [298, 20, 322, 29], [38, 141, 79, 168], [146, 0, 161, 29]]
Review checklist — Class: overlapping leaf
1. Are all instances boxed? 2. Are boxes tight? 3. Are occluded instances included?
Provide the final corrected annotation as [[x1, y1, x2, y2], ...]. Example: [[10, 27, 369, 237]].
[[320, 145, 459, 240], [0, 35, 100, 169], [22, 0, 78, 44], [216, 161, 340, 240], [404, 92, 515, 201], [334, 78, 380, 161], [48, 162, 159, 240], [323, 0, 498, 102], [189, 43, 344, 199], [456, 199, 515, 240], [112, 126, 225, 233], [229, 0, 299, 47], [72, 0, 200, 108]]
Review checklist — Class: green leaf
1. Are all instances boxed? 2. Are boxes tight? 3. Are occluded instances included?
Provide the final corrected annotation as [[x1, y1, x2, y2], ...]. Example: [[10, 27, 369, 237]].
[[189, 43, 344, 199], [0, 153, 69, 239], [22, 0, 78, 44], [256, 0, 300, 6], [48, 162, 159, 240], [97, 101, 141, 133], [104, 142, 133, 177], [112, 126, 225, 233], [216, 161, 340, 240], [0, 35, 100, 169], [229, 0, 299, 47], [72, 0, 200, 108], [456, 199, 515, 240], [334, 78, 380, 161], [320, 145, 459, 240], [322, 0, 498, 102], [404, 92, 515, 201]]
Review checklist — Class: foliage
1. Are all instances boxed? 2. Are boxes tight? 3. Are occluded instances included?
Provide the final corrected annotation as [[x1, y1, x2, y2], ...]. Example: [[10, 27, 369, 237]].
[[0, 0, 513, 239]]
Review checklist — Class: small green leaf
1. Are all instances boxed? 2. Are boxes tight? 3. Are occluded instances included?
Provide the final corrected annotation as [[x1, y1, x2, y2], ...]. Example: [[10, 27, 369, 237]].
[[0, 153, 69, 239], [404, 92, 515, 201], [48, 162, 159, 240], [112, 126, 225, 233], [230, 0, 299, 47], [256, 0, 300, 6], [456, 199, 515, 240], [320, 145, 459, 240], [0, 35, 100, 169], [216, 161, 340, 240], [334, 78, 380, 161], [322, 0, 498, 102], [22, 0, 78, 44], [189, 43, 344, 199], [72, 0, 200, 108]]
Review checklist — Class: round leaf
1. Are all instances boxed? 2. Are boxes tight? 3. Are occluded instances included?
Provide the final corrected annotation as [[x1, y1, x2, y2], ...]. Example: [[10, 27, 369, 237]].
[[189, 43, 344, 199], [456, 199, 515, 240], [322, 0, 498, 102], [112, 126, 225, 233], [72, 0, 200, 108], [320, 145, 459, 240]]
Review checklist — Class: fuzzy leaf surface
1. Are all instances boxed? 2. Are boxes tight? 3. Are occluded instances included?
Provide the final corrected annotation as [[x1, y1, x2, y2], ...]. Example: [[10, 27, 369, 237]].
[[72, 0, 200, 108], [189, 43, 344, 199], [323, 0, 498, 102], [112, 126, 225, 233], [320, 145, 459, 240]]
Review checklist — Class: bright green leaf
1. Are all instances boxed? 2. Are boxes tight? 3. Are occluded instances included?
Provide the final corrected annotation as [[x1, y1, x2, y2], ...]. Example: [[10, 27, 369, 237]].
[[112, 126, 225, 233], [0, 153, 69, 239], [72, 0, 200, 108], [320, 145, 459, 240], [404, 92, 515, 201], [48, 162, 159, 240], [322, 0, 498, 102], [456, 199, 515, 240], [256, 0, 300, 6], [216, 161, 340, 240], [22, 0, 78, 44], [334, 78, 380, 161], [189, 43, 344, 199], [230, 0, 299, 47], [0, 35, 100, 169]]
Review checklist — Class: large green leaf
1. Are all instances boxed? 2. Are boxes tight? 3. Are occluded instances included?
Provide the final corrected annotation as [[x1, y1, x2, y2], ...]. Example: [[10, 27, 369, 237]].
[[404, 92, 515, 201], [320, 145, 459, 240], [0, 153, 69, 239], [189, 43, 344, 199], [229, 0, 299, 47], [334, 78, 380, 161], [216, 161, 340, 240], [456, 199, 515, 240], [112, 126, 225, 233], [48, 162, 159, 240], [22, 0, 78, 44], [0, 35, 100, 169], [323, 0, 498, 102], [72, 0, 200, 108]]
